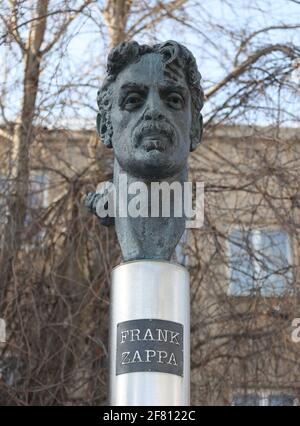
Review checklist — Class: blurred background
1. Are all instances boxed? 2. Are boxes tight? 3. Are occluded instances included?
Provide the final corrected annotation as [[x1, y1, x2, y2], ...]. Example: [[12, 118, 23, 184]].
[[0, 0, 299, 405]]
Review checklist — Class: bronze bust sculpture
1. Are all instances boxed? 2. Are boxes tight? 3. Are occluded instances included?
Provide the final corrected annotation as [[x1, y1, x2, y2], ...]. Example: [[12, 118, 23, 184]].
[[86, 41, 204, 261]]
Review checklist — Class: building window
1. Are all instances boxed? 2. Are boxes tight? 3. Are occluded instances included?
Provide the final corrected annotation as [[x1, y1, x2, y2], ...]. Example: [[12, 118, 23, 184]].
[[29, 173, 48, 210], [0, 172, 48, 227], [0, 174, 9, 226], [25, 172, 48, 225], [0, 355, 24, 387], [232, 391, 295, 406], [228, 228, 292, 296], [23, 173, 48, 247]]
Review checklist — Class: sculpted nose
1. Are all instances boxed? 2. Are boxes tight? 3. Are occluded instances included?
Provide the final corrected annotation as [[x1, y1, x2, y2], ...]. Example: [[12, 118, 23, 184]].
[[143, 108, 164, 121], [143, 89, 165, 121]]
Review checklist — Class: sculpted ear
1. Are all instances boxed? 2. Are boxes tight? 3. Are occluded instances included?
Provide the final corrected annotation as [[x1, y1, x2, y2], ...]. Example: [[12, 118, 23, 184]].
[[97, 112, 113, 148], [190, 112, 203, 151]]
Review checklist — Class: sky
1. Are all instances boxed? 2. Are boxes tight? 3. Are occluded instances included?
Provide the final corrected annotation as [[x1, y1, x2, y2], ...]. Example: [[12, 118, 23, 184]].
[[0, 0, 299, 129]]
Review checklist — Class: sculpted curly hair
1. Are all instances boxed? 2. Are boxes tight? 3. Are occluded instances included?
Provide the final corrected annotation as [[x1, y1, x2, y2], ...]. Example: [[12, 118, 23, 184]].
[[97, 40, 204, 151]]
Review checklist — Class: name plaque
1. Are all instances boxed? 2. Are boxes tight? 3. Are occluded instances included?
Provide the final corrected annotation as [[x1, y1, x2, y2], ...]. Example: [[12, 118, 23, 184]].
[[116, 319, 183, 376]]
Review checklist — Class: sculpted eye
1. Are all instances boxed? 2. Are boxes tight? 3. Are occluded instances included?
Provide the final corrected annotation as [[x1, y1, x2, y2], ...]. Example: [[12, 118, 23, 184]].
[[124, 92, 144, 110], [166, 92, 184, 110]]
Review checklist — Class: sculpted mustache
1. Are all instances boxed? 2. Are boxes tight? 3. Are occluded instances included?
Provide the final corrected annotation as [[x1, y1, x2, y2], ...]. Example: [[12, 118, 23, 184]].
[[133, 122, 175, 144]]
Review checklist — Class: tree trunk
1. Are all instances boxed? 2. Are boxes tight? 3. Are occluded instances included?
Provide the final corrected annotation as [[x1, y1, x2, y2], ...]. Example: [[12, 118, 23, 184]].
[[103, 0, 133, 47], [0, 0, 49, 307]]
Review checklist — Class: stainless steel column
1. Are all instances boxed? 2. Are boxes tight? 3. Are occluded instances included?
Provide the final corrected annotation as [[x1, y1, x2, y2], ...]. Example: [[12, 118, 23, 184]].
[[109, 260, 190, 406]]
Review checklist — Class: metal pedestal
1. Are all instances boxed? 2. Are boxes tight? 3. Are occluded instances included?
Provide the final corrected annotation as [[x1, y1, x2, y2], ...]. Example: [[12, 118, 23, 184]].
[[109, 260, 190, 406]]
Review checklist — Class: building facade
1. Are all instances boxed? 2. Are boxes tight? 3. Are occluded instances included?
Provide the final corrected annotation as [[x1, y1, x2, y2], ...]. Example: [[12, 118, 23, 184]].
[[0, 124, 300, 405]]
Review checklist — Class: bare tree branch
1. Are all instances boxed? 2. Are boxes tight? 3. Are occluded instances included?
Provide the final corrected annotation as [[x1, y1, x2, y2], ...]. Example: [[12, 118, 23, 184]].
[[206, 44, 298, 99]]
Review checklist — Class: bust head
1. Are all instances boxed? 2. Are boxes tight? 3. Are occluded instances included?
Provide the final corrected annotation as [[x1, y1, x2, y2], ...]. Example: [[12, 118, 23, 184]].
[[97, 41, 204, 179]]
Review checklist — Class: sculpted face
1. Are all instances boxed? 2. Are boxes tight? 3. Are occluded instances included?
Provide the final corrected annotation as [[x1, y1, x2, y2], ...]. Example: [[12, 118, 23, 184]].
[[110, 53, 192, 179]]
